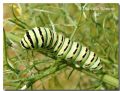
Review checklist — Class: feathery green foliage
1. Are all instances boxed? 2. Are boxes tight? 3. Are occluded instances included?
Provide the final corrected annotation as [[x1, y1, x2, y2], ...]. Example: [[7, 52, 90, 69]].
[[3, 3, 118, 90]]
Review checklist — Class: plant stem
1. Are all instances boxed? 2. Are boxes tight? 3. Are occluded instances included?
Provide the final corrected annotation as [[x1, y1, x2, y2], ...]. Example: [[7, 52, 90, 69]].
[[102, 74, 119, 88], [6, 32, 119, 88]]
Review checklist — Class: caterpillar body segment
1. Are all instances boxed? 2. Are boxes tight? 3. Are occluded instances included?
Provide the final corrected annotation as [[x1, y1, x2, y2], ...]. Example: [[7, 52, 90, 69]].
[[20, 27, 102, 71]]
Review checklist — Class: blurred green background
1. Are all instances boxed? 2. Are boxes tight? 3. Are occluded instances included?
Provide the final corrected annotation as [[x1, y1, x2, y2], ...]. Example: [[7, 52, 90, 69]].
[[3, 3, 118, 90]]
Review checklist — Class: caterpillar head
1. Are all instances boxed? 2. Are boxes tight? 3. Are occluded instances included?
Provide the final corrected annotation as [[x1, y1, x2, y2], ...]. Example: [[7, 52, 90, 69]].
[[20, 37, 30, 49], [20, 29, 37, 49]]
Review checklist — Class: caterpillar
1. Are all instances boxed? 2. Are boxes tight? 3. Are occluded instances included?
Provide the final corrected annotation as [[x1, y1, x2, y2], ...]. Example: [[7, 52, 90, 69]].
[[20, 27, 102, 71]]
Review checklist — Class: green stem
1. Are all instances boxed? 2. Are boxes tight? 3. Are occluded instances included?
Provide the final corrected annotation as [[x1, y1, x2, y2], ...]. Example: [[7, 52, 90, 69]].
[[102, 74, 119, 88], [20, 63, 67, 89], [6, 32, 119, 88], [3, 29, 19, 74]]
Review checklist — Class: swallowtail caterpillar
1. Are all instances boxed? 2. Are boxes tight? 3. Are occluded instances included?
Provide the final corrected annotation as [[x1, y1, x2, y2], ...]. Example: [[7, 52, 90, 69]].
[[20, 27, 102, 71]]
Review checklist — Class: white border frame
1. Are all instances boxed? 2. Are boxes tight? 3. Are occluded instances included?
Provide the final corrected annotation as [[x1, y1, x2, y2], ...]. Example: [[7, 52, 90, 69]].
[[2, 0, 120, 3], [0, 2, 3, 91], [1, 1, 119, 91]]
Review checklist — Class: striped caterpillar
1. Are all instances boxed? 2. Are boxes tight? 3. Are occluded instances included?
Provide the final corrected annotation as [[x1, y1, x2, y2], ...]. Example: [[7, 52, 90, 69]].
[[20, 27, 102, 71]]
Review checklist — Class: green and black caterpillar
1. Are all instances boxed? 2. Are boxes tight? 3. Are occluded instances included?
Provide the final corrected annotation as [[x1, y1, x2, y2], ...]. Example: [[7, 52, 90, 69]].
[[20, 27, 102, 71]]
